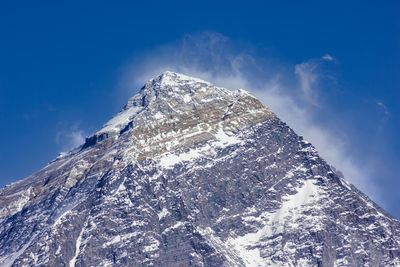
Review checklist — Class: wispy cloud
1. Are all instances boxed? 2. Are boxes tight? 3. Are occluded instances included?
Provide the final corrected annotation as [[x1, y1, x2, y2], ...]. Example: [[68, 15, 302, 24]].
[[377, 100, 390, 117], [294, 61, 319, 104], [120, 31, 384, 206], [56, 126, 85, 152], [322, 54, 335, 61], [375, 100, 391, 133], [294, 54, 337, 105]]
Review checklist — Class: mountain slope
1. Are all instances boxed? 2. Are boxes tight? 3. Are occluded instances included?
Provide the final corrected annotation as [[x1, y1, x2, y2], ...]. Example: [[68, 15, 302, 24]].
[[0, 71, 399, 266]]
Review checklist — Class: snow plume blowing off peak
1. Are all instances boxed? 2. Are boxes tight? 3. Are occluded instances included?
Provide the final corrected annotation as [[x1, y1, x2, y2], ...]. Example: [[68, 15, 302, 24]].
[[119, 32, 387, 210]]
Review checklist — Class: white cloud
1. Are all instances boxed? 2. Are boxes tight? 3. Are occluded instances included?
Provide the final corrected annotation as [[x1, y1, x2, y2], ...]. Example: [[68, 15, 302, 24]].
[[120, 31, 385, 207], [322, 54, 335, 61], [68, 131, 85, 148], [56, 127, 85, 152], [294, 61, 319, 105], [375, 100, 391, 133], [294, 54, 336, 105], [377, 100, 390, 117]]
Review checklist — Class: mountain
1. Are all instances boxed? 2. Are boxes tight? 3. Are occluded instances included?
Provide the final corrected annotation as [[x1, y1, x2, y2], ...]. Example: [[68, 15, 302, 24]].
[[0, 71, 399, 266]]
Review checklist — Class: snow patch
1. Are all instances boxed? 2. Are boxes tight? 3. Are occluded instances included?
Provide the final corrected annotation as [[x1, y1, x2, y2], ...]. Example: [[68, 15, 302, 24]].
[[158, 126, 243, 169], [102, 235, 121, 248], [69, 220, 87, 267], [153, 112, 164, 120], [162, 71, 211, 86], [183, 94, 191, 103], [0, 187, 32, 220], [227, 179, 321, 266], [98, 106, 142, 134], [158, 208, 169, 220]]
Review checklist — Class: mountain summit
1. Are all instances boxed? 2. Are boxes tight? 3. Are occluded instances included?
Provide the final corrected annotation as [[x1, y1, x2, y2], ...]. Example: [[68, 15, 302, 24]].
[[1, 71, 399, 266]]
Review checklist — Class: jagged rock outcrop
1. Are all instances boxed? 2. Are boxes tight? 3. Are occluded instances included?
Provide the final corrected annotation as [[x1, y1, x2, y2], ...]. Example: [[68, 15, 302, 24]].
[[1, 71, 399, 266]]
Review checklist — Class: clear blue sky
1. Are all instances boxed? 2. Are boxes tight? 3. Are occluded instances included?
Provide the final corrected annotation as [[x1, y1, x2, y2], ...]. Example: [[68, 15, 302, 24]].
[[0, 1, 399, 217]]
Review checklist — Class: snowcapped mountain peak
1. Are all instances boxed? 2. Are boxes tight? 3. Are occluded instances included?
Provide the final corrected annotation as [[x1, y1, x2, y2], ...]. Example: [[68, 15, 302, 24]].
[[1, 72, 399, 267], [135, 71, 212, 101], [89, 72, 273, 150], [129, 71, 234, 108], [156, 70, 211, 87]]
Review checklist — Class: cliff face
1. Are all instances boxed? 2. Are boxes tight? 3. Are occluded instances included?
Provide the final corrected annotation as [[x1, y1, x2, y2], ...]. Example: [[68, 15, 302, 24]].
[[0, 71, 399, 267]]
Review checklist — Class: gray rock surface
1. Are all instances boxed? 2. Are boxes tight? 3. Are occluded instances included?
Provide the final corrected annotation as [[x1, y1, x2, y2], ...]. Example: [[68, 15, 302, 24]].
[[0, 71, 399, 266]]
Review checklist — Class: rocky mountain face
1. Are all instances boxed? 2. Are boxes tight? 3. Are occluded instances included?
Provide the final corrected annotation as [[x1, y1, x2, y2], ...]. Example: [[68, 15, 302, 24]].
[[0, 71, 399, 267]]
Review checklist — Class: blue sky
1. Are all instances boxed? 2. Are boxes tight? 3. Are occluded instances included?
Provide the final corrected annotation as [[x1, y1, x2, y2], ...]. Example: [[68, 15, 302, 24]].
[[0, 1, 399, 218]]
